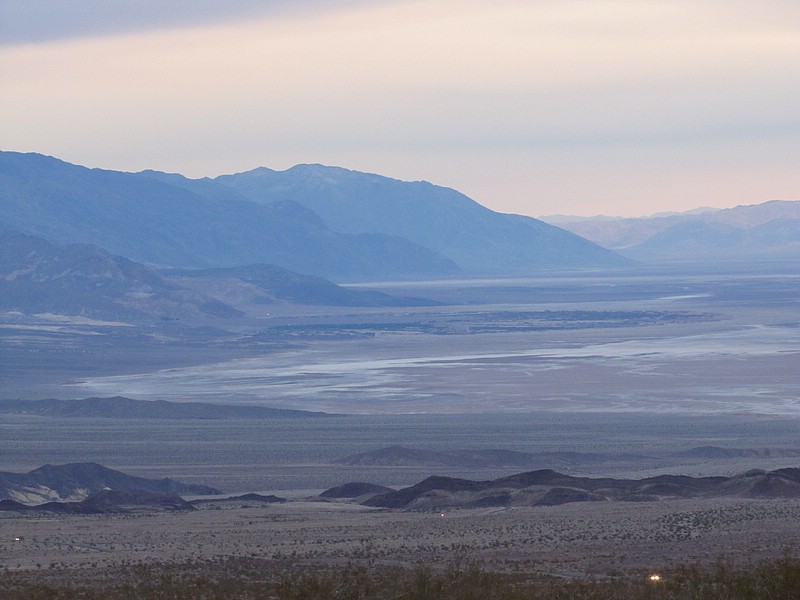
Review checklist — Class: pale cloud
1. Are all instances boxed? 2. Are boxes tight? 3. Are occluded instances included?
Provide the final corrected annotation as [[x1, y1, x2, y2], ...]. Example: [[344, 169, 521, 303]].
[[0, 0, 383, 45], [1, 0, 798, 216]]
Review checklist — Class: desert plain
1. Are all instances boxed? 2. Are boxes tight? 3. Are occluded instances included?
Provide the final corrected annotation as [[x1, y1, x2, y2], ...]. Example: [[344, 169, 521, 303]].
[[1, 268, 799, 590]]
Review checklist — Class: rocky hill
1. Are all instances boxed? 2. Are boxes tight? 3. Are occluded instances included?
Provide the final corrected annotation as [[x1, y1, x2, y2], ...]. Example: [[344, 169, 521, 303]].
[[0, 490, 196, 514], [0, 463, 220, 504]]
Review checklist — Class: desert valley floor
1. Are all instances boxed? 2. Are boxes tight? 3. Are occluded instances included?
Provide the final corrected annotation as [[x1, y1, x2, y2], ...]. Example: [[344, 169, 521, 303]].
[[1, 269, 799, 586]]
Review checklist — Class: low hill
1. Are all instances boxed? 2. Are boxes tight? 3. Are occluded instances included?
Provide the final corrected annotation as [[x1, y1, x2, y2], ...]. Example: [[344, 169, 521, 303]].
[[190, 493, 287, 505], [319, 482, 395, 499], [0, 462, 220, 504], [363, 468, 800, 509]]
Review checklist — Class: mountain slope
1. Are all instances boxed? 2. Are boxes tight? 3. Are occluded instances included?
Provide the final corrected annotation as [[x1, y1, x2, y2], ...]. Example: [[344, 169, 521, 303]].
[[165, 264, 440, 307], [214, 164, 633, 273], [0, 152, 457, 280], [0, 231, 439, 323], [0, 229, 240, 322]]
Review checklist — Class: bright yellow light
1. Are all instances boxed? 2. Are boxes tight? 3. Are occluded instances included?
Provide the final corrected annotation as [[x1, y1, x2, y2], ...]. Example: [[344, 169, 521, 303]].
[[649, 573, 662, 582]]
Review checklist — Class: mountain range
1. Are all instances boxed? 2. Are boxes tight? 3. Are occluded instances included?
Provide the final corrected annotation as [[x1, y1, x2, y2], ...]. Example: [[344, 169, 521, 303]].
[[543, 200, 800, 264], [3, 150, 793, 326], [0, 151, 630, 283], [361, 467, 800, 509]]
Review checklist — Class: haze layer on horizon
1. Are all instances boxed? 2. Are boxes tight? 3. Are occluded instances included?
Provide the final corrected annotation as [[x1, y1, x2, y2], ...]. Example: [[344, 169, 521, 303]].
[[2, 0, 799, 217]]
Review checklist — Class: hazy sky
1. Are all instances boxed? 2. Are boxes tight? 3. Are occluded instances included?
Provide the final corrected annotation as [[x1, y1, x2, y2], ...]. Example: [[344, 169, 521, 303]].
[[2, 1, 799, 217]]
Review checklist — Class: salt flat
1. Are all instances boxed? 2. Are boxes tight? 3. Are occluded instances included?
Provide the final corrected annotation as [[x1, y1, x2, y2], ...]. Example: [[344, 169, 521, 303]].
[[64, 298, 798, 415]]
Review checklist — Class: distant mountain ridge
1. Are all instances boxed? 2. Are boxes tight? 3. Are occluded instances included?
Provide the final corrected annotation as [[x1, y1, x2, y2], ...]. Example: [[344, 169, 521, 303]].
[[0, 396, 330, 419], [334, 445, 637, 468], [0, 151, 630, 280], [543, 200, 800, 264], [335, 445, 800, 470]]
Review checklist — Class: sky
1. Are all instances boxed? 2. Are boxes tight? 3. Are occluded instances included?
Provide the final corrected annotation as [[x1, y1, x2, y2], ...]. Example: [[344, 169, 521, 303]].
[[1, 0, 799, 217]]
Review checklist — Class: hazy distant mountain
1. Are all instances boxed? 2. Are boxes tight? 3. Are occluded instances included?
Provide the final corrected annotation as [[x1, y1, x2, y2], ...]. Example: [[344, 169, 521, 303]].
[[542, 200, 800, 264], [213, 164, 633, 273], [0, 151, 457, 280], [621, 218, 800, 263], [0, 396, 330, 419], [334, 445, 634, 468], [674, 446, 800, 459]]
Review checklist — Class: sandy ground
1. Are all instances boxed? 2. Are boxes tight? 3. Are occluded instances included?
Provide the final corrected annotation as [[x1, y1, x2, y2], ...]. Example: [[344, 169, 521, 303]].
[[3, 496, 800, 580]]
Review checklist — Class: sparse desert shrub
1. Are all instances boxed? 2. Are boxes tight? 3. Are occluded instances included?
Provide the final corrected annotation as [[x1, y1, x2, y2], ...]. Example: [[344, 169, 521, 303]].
[[2, 554, 800, 599], [275, 560, 519, 600], [667, 553, 800, 600]]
